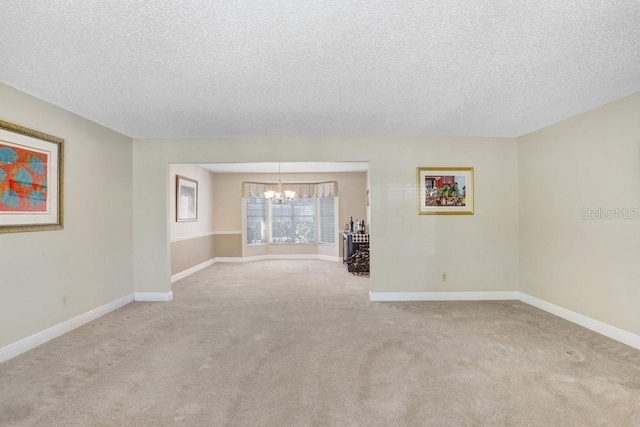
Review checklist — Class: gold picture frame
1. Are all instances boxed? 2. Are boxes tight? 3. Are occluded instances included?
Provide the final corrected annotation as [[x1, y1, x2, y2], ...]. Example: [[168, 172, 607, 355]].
[[417, 167, 474, 215], [0, 120, 64, 233]]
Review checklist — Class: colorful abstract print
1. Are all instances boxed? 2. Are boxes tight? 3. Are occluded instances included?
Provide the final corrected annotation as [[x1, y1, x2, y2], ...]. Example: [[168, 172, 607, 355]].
[[0, 141, 48, 212]]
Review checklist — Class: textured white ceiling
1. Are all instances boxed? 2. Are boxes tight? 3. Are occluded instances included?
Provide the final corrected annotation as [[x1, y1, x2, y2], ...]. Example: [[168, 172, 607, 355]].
[[1, 1, 639, 138]]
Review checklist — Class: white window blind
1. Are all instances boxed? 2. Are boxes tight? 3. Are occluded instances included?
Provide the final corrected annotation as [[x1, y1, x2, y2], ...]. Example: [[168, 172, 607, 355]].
[[271, 198, 316, 243], [319, 197, 335, 244], [246, 197, 267, 244]]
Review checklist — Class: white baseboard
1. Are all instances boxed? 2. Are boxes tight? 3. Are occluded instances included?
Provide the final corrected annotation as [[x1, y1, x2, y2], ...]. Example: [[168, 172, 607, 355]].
[[216, 256, 250, 263], [170, 231, 216, 243], [518, 292, 640, 350], [368, 290, 640, 350], [134, 291, 174, 302], [369, 291, 519, 302], [170, 231, 242, 243], [0, 293, 134, 363], [171, 258, 217, 282], [267, 254, 317, 260], [217, 254, 341, 263]]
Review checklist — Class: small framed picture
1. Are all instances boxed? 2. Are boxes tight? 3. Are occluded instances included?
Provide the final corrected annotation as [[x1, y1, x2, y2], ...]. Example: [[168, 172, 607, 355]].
[[0, 120, 64, 233], [417, 167, 474, 215], [176, 175, 198, 221]]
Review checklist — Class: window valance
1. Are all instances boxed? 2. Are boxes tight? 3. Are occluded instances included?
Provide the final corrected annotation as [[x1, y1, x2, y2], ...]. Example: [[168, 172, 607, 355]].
[[242, 181, 338, 198]]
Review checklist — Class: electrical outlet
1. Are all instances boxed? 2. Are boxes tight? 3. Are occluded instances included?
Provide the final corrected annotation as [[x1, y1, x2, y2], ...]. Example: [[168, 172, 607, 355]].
[[62, 295, 68, 307], [182, 256, 187, 264], [441, 272, 448, 281]]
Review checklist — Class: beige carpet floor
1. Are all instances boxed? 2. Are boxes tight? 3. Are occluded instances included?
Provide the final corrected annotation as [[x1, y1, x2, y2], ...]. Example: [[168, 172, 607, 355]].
[[1, 260, 640, 426]]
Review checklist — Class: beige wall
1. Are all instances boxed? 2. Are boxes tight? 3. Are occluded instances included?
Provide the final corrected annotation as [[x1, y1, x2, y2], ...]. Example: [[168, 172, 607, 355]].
[[214, 171, 366, 258], [132, 138, 519, 295], [366, 169, 371, 232], [0, 83, 133, 348], [518, 92, 640, 336], [169, 164, 216, 241], [170, 235, 216, 274], [214, 234, 242, 257], [169, 164, 216, 275]]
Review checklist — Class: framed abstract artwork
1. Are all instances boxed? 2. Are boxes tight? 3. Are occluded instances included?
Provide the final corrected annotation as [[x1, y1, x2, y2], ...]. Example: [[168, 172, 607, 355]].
[[176, 175, 198, 221], [417, 167, 474, 215], [0, 120, 64, 233]]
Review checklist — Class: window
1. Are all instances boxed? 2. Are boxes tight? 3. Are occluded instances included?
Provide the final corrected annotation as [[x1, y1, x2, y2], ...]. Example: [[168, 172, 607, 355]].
[[246, 197, 267, 244], [319, 197, 335, 243], [245, 196, 337, 245], [271, 198, 316, 243]]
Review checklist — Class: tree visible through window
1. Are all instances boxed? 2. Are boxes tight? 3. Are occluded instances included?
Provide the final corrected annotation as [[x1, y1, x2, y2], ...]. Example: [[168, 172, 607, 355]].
[[246, 197, 267, 244], [271, 198, 316, 243]]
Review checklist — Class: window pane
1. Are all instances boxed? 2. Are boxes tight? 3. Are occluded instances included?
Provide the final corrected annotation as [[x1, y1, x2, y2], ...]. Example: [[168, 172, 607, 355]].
[[270, 197, 316, 244], [319, 197, 335, 243], [271, 203, 290, 216], [294, 217, 315, 243], [271, 216, 293, 243], [246, 197, 266, 244], [294, 203, 315, 216]]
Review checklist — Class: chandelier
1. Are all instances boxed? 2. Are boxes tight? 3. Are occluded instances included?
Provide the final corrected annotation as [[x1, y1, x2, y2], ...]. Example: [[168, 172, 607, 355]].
[[264, 163, 296, 204]]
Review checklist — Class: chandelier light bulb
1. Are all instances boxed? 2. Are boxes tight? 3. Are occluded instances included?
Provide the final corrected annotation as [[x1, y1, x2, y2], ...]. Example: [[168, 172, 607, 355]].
[[264, 163, 295, 204]]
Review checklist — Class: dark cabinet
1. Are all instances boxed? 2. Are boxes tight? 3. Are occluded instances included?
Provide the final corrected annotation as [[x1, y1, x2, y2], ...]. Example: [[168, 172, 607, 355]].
[[342, 232, 370, 264]]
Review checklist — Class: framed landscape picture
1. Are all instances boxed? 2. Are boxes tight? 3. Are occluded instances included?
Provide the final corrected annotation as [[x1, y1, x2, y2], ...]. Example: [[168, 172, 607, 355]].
[[0, 120, 64, 233], [176, 175, 198, 221], [417, 167, 474, 215]]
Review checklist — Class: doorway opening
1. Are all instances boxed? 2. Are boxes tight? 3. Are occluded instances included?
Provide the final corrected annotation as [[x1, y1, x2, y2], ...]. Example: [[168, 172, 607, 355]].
[[168, 162, 370, 282]]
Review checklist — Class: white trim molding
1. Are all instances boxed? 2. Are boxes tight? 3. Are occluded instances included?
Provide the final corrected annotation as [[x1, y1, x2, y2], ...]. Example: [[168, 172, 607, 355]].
[[0, 293, 134, 363], [217, 254, 342, 263], [518, 292, 640, 350], [369, 291, 519, 302], [134, 291, 174, 302], [215, 257, 248, 263], [170, 231, 242, 243], [170, 232, 216, 243], [171, 258, 217, 283]]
